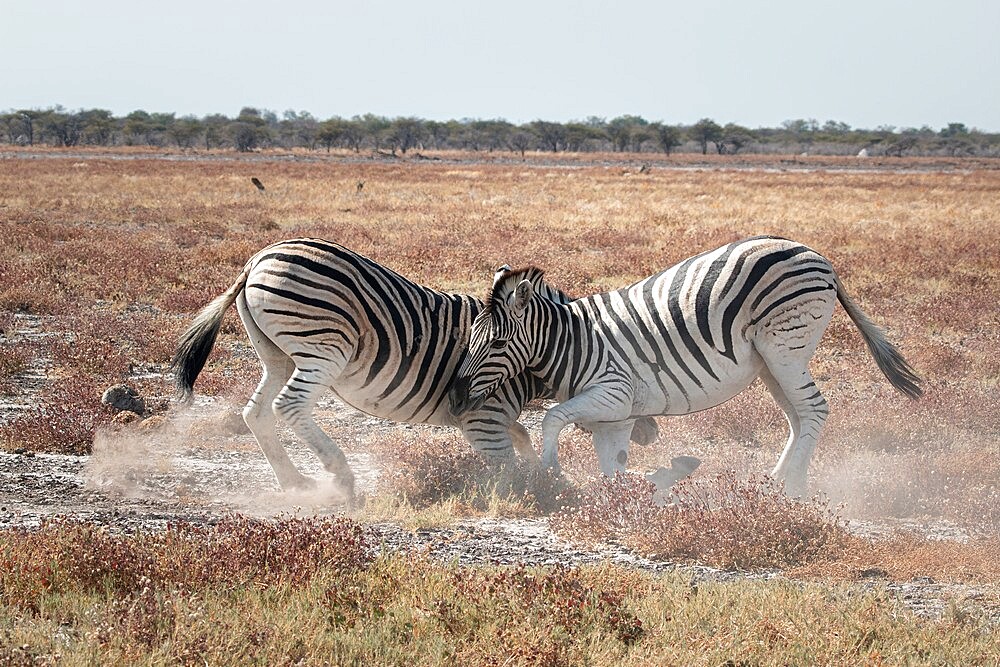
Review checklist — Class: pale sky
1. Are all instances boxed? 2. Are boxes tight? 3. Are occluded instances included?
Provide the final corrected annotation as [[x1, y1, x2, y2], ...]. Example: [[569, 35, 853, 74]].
[[3, 0, 998, 131]]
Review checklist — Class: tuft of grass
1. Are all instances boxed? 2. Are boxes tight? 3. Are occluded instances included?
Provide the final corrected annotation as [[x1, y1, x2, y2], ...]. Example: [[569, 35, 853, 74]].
[[552, 471, 849, 570], [0, 343, 28, 395], [365, 432, 577, 524], [0, 515, 370, 612], [0, 376, 115, 454]]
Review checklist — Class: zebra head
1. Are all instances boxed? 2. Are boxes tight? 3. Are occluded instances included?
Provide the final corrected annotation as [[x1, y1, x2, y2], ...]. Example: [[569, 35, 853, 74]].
[[449, 267, 544, 417]]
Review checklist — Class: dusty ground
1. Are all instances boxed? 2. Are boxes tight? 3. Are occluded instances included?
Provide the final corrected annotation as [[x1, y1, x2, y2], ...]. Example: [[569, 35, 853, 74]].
[[0, 391, 995, 625]]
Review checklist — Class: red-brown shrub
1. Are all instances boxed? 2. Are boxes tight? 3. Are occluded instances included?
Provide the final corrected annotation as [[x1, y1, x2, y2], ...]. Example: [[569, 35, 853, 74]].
[[553, 471, 848, 570]]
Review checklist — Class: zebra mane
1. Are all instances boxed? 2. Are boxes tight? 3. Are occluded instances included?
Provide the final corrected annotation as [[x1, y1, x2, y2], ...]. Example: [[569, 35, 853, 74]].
[[484, 266, 550, 316]]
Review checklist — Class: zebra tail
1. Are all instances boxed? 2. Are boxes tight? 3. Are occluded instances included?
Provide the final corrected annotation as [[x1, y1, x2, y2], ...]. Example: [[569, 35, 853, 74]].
[[836, 279, 922, 399], [170, 267, 251, 403]]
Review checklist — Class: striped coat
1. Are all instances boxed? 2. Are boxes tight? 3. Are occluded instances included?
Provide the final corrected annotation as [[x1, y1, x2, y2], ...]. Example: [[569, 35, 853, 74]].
[[450, 236, 920, 496]]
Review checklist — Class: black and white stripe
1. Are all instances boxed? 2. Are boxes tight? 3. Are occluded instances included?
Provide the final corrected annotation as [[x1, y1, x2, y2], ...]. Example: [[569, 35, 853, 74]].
[[172, 238, 655, 497], [451, 236, 921, 496]]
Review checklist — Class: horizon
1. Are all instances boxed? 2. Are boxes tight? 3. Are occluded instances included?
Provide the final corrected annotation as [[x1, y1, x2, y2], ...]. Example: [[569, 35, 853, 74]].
[[1, 105, 991, 135]]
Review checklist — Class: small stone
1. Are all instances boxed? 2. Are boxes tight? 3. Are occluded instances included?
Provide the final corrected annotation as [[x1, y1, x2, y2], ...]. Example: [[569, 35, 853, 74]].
[[217, 411, 250, 436], [101, 384, 146, 415], [858, 567, 889, 579], [138, 415, 168, 432], [110, 411, 142, 428]]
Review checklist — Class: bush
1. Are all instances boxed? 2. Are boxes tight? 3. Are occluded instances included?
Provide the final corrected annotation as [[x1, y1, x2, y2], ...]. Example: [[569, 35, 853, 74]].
[[552, 471, 848, 569], [371, 432, 576, 515], [0, 515, 371, 610]]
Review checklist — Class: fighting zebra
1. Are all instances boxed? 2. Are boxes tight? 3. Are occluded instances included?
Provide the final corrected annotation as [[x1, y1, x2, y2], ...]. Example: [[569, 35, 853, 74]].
[[449, 236, 921, 496], [171, 238, 656, 498]]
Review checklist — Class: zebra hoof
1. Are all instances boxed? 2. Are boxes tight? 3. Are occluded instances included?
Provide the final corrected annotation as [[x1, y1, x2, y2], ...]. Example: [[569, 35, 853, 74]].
[[345, 491, 366, 511], [279, 473, 317, 492], [774, 475, 807, 499]]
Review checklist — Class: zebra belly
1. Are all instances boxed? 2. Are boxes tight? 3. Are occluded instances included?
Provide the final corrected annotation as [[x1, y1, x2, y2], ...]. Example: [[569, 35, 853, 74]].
[[635, 347, 765, 417], [326, 371, 454, 427]]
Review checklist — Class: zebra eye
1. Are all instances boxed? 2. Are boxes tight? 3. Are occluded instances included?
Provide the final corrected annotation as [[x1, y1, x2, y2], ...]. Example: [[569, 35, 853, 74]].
[[490, 338, 509, 350]]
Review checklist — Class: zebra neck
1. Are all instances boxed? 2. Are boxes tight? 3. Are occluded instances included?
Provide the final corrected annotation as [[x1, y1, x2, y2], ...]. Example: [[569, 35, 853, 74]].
[[525, 297, 578, 388]]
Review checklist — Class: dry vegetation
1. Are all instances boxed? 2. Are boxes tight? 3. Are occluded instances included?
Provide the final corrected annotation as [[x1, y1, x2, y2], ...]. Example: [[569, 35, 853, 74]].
[[0, 152, 998, 662], [1, 516, 997, 665]]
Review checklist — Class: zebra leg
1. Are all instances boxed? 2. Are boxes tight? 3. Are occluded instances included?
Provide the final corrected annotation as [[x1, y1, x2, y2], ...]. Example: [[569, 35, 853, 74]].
[[457, 414, 536, 464], [272, 363, 355, 500], [763, 363, 829, 497], [509, 422, 540, 464], [540, 385, 633, 475], [237, 295, 315, 491], [588, 420, 636, 477]]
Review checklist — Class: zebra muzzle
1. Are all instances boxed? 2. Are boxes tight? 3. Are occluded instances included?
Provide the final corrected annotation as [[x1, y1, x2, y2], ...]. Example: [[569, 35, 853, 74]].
[[447, 377, 487, 417]]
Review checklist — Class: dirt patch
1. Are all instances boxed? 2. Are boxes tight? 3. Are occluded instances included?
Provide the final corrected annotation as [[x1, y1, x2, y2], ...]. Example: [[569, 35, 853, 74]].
[[0, 395, 996, 625]]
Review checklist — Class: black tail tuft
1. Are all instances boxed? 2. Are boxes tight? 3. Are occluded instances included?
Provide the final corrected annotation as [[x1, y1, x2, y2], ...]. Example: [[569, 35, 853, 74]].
[[837, 281, 923, 399], [170, 269, 249, 402]]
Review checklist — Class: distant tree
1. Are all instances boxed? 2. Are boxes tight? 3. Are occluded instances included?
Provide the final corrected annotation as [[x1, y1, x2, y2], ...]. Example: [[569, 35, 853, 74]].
[[939, 136, 976, 156], [650, 122, 682, 155], [275, 110, 318, 149], [317, 117, 347, 152], [603, 116, 646, 152], [781, 118, 820, 149], [689, 118, 723, 155], [719, 123, 755, 154], [354, 114, 390, 151], [229, 108, 270, 151], [232, 121, 273, 152], [17, 109, 46, 145], [228, 122, 257, 152], [939, 122, 969, 138], [202, 114, 229, 149], [606, 117, 631, 152], [471, 119, 514, 152], [782, 118, 819, 134], [80, 109, 115, 145], [563, 122, 604, 152], [423, 120, 449, 149], [530, 120, 565, 152], [296, 112, 319, 149], [41, 107, 85, 147], [822, 120, 851, 134], [0, 113, 19, 143], [122, 110, 153, 145], [341, 118, 364, 152], [168, 116, 202, 148], [148, 113, 175, 146], [885, 135, 919, 157], [630, 125, 654, 152], [386, 117, 425, 154], [507, 128, 534, 157]]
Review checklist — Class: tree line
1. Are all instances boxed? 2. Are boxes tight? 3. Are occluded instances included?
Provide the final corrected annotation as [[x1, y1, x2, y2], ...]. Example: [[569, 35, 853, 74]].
[[1, 106, 995, 157]]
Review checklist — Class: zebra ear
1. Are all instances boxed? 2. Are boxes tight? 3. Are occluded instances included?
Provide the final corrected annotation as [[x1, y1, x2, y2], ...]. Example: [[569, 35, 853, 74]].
[[493, 264, 512, 286], [511, 279, 534, 317]]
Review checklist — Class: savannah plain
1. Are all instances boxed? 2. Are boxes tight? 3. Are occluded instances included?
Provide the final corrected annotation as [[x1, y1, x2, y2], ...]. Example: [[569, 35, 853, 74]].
[[0, 149, 998, 664]]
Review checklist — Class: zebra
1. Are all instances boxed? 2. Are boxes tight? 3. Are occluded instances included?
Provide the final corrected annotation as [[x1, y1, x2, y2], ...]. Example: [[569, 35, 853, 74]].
[[449, 236, 921, 497], [171, 238, 657, 499]]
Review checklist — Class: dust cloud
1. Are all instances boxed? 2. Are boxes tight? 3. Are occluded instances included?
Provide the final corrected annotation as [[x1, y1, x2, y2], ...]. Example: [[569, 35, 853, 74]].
[[82, 400, 357, 519]]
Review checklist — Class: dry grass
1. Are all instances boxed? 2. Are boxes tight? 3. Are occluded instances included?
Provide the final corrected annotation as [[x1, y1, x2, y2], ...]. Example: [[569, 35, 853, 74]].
[[0, 152, 998, 591], [1, 517, 997, 665], [552, 472, 848, 570], [360, 430, 574, 528]]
